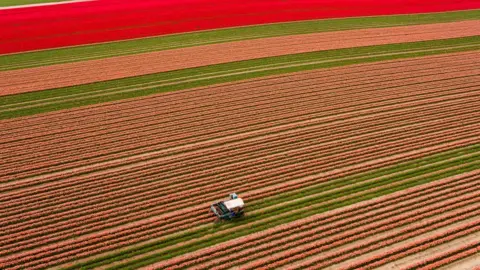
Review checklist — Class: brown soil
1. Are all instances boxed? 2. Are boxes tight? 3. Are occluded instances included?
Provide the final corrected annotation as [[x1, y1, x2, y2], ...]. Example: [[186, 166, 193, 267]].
[[0, 20, 479, 96]]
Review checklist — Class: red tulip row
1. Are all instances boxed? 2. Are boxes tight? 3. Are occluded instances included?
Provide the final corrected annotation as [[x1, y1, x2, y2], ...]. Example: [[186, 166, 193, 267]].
[[2, 52, 469, 135], [341, 220, 480, 270], [2, 73, 476, 179], [403, 241, 480, 270], [153, 176, 480, 270]]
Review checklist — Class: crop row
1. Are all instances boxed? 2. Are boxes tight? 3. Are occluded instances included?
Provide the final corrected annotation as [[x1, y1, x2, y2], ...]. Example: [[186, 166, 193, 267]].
[[2, 130, 477, 260], [1, 116, 476, 221], [2, 57, 474, 147], [149, 177, 480, 269], [1, 80, 476, 200], [3, 163, 479, 269], [3, 75, 478, 177], [341, 221, 480, 269], [3, 141, 477, 259], [240, 198, 480, 270], [60, 164, 480, 270], [3, 68, 477, 179], [110, 168, 480, 270], [5, 66, 475, 163], [3, 101, 476, 222], [403, 241, 480, 270], [2, 88, 478, 190], [3, 53, 463, 136], [6, 102, 478, 212], [2, 148, 476, 251], [7, 25, 464, 95], [7, 61, 480, 155], [3, 119, 478, 240]]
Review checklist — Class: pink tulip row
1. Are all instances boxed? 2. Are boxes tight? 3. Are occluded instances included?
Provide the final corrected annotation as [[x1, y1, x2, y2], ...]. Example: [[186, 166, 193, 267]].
[[342, 220, 480, 269], [229, 207, 476, 270], [4, 119, 468, 235], [2, 55, 474, 143], [298, 201, 480, 269], [148, 172, 480, 269], [202, 179, 480, 270], [0, 214, 210, 269], [7, 74, 474, 170], [3, 55, 476, 154], [1, 191, 213, 247], [3, 60, 384, 136], [6, 165, 476, 268], [3, 89, 476, 201], [0, 209, 212, 258], [403, 241, 480, 270], [3, 57, 459, 145], [4, 51, 470, 131], [5, 92, 386, 180], [1, 116, 474, 224], [246, 132, 480, 202], [1, 101, 478, 264], [5, 78, 392, 160], [2, 77, 476, 184], [5, 132, 474, 258], [2, 134, 476, 260], [245, 182, 480, 270], [239, 189, 480, 270], [3, 77, 480, 268]]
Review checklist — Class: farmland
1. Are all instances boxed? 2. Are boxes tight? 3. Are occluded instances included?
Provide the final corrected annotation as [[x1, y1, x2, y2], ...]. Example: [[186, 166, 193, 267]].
[[1, 2, 480, 270]]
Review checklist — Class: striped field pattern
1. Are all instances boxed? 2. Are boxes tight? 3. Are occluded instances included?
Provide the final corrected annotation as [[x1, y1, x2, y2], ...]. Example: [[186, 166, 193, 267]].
[[0, 7, 479, 270]]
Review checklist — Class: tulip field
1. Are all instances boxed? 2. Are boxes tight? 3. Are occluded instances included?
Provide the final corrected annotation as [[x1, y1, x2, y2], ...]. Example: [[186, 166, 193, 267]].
[[0, 1, 480, 270]]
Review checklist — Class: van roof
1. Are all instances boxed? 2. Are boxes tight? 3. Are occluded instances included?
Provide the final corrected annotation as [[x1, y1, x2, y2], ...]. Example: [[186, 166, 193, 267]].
[[224, 198, 244, 210]]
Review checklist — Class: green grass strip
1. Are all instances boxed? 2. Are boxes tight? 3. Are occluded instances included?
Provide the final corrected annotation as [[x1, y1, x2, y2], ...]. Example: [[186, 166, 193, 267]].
[[1, 9, 479, 70], [0, 0, 67, 7], [62, 143, 480, 270], [1, 36, 479, 120]]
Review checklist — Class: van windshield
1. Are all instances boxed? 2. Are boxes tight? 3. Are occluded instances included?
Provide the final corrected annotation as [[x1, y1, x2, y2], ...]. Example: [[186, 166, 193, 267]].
[[218, 202, 229, 214]]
